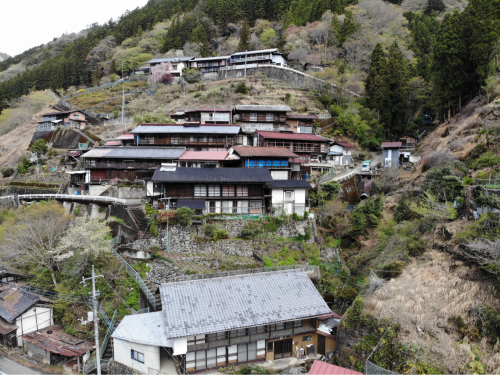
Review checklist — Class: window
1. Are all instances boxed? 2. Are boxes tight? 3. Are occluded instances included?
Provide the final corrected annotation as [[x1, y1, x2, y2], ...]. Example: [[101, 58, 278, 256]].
[[236, 186, 248, 197], [266, 113, 274, 121], [294, 320, 303, 328], [222, 185, 234, 197], [190, 136, 197, 143], [194, 185, 207, 197], [285, 191, 294, 200], [222, 201, 233, 213], [250, 200, 262, 214], [208, 185, 220, 197], [208, 201, 221, 213], [267, 342, 274, 352], [73, 114, 80, 119], [237, 201, 249, 214], [249, 113, 257, 121], [302, 335, 312, 342], [199, 135, 207, 143], [131, 350, 144, 363], [172, 64, 178, 70]]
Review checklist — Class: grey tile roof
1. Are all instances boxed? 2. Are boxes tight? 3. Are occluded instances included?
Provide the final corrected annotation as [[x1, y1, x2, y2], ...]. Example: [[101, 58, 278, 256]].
[[267, 180, 312, 189], [130, 125, 241, 135], [235, 105, 291, 112], [81, 147, 186, 159], [159, 269, 330, 339], [147, 57, 194, 64], [112, 311, 172, 346], [152, 167, 273, 183], [0, 288, 40, 323]]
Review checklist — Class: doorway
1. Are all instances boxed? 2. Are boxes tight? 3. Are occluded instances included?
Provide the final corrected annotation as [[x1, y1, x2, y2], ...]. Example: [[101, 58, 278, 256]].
[[318, 335, 326, 355], [274, 338, 293, 359]]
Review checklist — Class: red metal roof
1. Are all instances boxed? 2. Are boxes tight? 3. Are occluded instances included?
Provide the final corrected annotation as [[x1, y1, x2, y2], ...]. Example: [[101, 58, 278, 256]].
[[256, 131, 328, 141], [334, 141, 355, 149], [232, 146, 298, 158], [185, 108, 232, 113], [179, 151, 229, 161], [139, 123, 239, 127], [22, 325, 94, 357], [317, 310, 342, 320], [309, 361, 363, 375], [116, 133, 135, 140], [380, 142, 402, 148], [104, 141, 122, 146]]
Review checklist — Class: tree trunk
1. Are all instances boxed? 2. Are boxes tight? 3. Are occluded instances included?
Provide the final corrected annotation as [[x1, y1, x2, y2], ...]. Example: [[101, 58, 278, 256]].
[[48, 265, 58, 288]]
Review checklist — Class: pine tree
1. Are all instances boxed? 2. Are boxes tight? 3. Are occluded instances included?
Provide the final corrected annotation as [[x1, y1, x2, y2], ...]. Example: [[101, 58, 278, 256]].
[[425, 0, 446, 15], [338, 10, 358, 45], [93, 65, 101, 86], [191, 24, 210, 57], [237, 20, 252, 52], [386, 42, 410, 135], [110, 60, 117, 75]]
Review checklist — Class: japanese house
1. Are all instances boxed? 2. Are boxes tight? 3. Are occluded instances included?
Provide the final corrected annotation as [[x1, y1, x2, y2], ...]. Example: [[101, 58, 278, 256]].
[[231, 146, 300, 180], [130, 124, 249, 149], [329, 141, 355, 166], [178, 151, 229, 168], [171, 108, 233, 124], [112, 269, 333, 374], [23, 325, 94, 369], [38, 110, 87, 131], [267, 179, 312, 216], [0, 286, 53, 348], [398, 134, 419, 150], [285, 115, 317, 133], [381, 142, 402, 168], [229, 48, 288, 67], [148, 167, 272, 214], [0, 264, 31, 284], [188, 56, 231, 72], [145, 57, 194, 77], [234, 105, 291, 133], [115, 133, 135, 146], [60, 150, 83, 169], [81, 146, 186, 183]]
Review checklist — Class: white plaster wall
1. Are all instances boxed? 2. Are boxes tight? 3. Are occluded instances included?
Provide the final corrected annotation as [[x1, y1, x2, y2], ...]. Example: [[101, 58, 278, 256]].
[[330, 145, 343, 154], [15, 306, 53, 347], [89, 185, 110, 196], [113, 338, 160, 374], [272, 55, 287, 66]]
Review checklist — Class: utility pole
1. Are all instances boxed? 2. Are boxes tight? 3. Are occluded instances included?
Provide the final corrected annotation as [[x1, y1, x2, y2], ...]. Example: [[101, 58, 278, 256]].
[[82, 266, 104, 375], [121, 86, 125, 125], [166, 197, 171, 252], [244, 51, 247, 79]]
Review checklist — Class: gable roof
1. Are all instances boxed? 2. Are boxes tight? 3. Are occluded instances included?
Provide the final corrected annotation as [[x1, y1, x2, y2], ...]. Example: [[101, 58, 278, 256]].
[[0, 287, 40, 323], [235, 105, 291, 112], [381, 142, 402, 148], [256, 131, 328, 142], [130, 125, 240, 135], [232, 146, 298, 158], [310, 361, 362, 375], [192, 56, 231, 62], [159, 269, 330, 339], [116, 133, 134, 140], [112, 312, 172, 347], [267, 180, 312, 189], [82, 147, 186, 159], [232, 48, 280, 56], [152, 167, 273, 183], [43, 110, 82, 116], [179, 151, 229, 161], [333, 141, 356, 149]]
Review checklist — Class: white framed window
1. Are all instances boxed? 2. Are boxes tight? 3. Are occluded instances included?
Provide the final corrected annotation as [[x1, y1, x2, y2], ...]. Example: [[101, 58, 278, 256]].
[[249, 113, 257, 121], [222, 201, 233, 213], [208, 185, 220, 197], [285, 190, 294, 200], [237, 201, 249, 213], [266, 113, 273, 121], [194, 185, 207, 197], [131, 349, 144, 363], [250, 200, 262, 213]]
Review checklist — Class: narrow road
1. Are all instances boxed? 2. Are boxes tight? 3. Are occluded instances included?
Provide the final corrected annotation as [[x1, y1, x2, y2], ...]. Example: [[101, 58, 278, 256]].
[[0, 354, 49, 374], [321, 152, 384, 184]]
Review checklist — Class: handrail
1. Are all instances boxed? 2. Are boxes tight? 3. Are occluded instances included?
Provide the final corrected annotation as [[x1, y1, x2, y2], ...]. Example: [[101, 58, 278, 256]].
[[100, 310, 118, 359], [83, 358, 108, 375], [17, 194, 127, 205], [110, 248, 156, 310]]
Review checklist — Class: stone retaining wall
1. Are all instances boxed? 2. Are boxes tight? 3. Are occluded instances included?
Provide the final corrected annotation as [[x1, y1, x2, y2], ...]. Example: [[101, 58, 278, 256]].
[[108, 360, 143, 375]]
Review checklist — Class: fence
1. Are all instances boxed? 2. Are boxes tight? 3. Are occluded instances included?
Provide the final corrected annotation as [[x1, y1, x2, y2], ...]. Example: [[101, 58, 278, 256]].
[[475, 179, 500, 189], [365, 361, 400, 375], [110, 248, 156, 310], [18, 194, 127, 205], [164, 264, 320, 283], [100, 310, 117, 358]]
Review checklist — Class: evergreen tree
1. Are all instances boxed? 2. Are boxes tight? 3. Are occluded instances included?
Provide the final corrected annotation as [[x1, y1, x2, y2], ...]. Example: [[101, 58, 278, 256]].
[[386, 42, 410, 135], [338, 10, 358, 45], [110, 60, 117, 75], [93, 65, 101, 85], [237, 20, 252, 52], [191, 24, 210, 57], [425, 0, 446, 15]]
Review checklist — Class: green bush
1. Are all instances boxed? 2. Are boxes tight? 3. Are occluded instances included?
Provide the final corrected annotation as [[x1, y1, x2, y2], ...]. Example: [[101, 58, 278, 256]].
[[17, 156, 31, 174], [472, 151, 500, 169], [263, 220, 278, 232], [204, 223, 228, 240], [240, 222, 261, 239], [284, 93, 292, 102], [422, 165, 464, 202], [394, 194, 411, 223], [234, 81, 251, 94], [292, 212, 302, 221], [1, 167, 14, 177], [204, 224, 216, 239], [381, 260, 406, 278], [174, 207, 195, 226]]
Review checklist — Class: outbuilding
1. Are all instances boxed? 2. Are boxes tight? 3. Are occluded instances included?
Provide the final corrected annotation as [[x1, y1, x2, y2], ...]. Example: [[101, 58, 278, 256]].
[[267, 179, 312, 215], [381, 142, 402, 168]]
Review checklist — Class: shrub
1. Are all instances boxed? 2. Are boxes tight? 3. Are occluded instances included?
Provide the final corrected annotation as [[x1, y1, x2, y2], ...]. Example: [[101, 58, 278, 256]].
[[381, 260, 406, 278], [303, 211, 309, 219], [471, 151, 500, 170], [47, 148, 59, 158], [17, 156, 31, 174], [240, 222, 261, 239], [31, 139, 48, 154], [204, 224, 229, 240], [292, 212, 302, 221], [157, 209, 175, 225], [109, 73, 120, 82], [204, 224, 216, 239], [174, 207, 195, 226], [394, 194, 411, 223], [284, 93, 292, 102], [323, 180, 342, 200], [422, 150, 457, 171], [234, 82, 250, 94], [422, 165, 464, 202], [1, 167, 14, 177]]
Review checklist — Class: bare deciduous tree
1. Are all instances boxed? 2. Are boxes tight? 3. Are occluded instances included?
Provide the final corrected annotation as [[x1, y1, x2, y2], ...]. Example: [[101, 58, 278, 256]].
[[459, 240, 500, 280], [317, 199, 350, 239], [341, 38, 372, 70]]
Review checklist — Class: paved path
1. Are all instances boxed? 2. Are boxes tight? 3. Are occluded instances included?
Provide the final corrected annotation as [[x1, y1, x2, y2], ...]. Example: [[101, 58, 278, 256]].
[[320, 152, 384, 184], [0, 354, 49, 375]]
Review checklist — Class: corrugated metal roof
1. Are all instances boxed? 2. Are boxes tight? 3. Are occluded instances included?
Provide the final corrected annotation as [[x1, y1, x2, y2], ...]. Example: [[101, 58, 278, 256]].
[[257, 131, 328, 141], [82, 147, 186, 159], [42, 110, 81, 116], [23, 325, 94, 357], [0, 287, 40, 323], [104, 141, 122, 146], [147, 57, 194, 64], [116, 133, 134, 140], [192, 56, 230, 61], [159, 269, 330, 339], [232, 146, 298, 158], [309, 361, 362, 375], [179, 151, 229, 161], [267, 180, 312, 189], [131, 125, 241, 134], [333, 141, 355, 148], [235, 105, 291, 112], [381, 142, 402, 148], [232, 48, 279, 56], [112, 312, 172, 347], [152, 167, 272, 183]]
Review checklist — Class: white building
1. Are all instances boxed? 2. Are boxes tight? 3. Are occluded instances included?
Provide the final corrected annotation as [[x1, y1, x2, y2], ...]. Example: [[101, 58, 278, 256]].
[[146, 57, 194, 77], [0, 287, 53, 347], [329, 141, 355, 166], [268, 179, 311, 215]]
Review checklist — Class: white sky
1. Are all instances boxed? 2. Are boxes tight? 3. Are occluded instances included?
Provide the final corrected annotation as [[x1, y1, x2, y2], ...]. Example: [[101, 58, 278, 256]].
[[1, 0, 150, 57]]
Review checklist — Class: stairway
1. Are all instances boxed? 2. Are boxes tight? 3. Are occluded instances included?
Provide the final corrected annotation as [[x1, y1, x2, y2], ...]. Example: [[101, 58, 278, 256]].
[[144, 279, 162, 310], [128, 204, 150, 237], [102, 337, 114, 361]]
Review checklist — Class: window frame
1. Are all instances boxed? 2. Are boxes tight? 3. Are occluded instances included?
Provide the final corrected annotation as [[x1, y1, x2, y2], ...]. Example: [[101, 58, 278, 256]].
[[249, 113, 258, 122], [131, 349, 144, 363]]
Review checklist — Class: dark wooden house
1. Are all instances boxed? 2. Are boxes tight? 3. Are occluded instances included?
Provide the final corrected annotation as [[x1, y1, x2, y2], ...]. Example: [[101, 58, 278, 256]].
[[234, 105, 291, 133], [171, 108, 232, 124], [285, 115, 317, 133]]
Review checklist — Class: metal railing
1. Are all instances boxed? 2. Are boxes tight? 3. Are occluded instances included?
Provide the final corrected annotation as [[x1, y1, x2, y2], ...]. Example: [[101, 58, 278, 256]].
[[111, 248, 156, 310], [164, 264, 319, 283], [100, 310, 117, 358], [83, 358, 108, 375], [475, 179, 500, 189], [17, 194, 127, 205]]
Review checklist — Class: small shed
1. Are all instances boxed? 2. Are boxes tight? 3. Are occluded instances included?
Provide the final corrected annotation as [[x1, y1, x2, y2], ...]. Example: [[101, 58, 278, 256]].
[[23, 325, 94, 369], [267, 179, 312, 215], [398, 134, 419, 149], [380, 142, 402, 168]]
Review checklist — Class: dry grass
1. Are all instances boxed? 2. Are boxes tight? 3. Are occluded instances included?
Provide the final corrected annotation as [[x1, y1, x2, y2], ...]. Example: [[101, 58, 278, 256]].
[[365, 251, 500, 373]]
